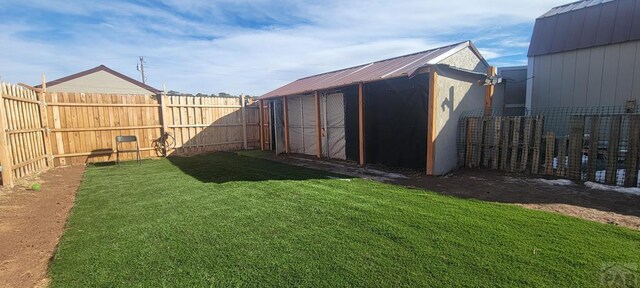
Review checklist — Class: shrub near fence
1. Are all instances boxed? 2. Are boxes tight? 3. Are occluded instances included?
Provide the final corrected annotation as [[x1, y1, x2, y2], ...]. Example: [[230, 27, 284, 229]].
[[0, 81, 260, 186], [461, 114, 640, 188]]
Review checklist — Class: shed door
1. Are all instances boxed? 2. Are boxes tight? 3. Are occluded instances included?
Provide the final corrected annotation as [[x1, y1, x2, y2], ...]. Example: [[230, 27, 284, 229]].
[[286, 95, 317, 156], [273, 99, 285, 154], [321, 93, 346, 160]]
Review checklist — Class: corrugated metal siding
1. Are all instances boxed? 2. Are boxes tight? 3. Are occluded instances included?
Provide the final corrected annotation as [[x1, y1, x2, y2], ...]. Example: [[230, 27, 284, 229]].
[[531, 40, 640, 109], [528, 0, 640, 57], [261, 41, 483, 98]]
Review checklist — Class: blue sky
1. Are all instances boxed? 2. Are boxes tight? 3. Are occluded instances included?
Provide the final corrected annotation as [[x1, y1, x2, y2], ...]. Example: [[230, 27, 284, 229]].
[[0, 0, 567, 95]]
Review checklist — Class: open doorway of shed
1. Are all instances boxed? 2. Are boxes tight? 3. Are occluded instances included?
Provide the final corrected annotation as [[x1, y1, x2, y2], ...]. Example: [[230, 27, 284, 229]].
[[363, 74, 428, 171]]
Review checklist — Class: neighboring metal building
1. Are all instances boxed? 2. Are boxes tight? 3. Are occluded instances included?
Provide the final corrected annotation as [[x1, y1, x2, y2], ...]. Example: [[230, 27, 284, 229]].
[[526, 0, 640, 110], [260, 41, 490, 175], [36, 65, 159, 95], [492, 66, 527, 115]]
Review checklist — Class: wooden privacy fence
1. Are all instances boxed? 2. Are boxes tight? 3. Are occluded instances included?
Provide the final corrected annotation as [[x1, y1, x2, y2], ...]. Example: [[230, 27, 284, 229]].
[[0, 83, 50, 183], [462, 114, 640, 187], [163, 95, 260, 156], [0, 82, 260, 186]]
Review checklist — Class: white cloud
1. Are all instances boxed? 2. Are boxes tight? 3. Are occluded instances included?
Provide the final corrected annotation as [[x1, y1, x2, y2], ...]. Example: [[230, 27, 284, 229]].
[[0, 0, 568, 95]]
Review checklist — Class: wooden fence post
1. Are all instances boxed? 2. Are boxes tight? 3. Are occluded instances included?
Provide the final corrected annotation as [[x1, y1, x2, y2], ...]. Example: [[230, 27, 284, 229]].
[[605, 116, 622, 185], [557, 137, 567, 177], [475, 118, 484, 167], [624, 115, 640, 187], [531, 116, 544, 174], [484, 66, 496, 117], [567, 115, 584, 180], [492, 116, 501, 169], [159, 85, 169, 156], [50, 91, 66, 166], [241, 94, 247, 150], [0, 83, 14, 186], [500, 118, 511, 170], [509, 116, 521, 172], [38, 75, 54, 167], [544, 131, 555, 175], [520, 117, 533, 172], [465, 118, 477, 168], [477, 117, 486, 167], [482, 118, 491, 168]]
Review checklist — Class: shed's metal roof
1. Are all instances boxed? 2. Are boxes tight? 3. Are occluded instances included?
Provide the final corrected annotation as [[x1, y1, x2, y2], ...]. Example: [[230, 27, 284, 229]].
[[528, 0, 640, 57], [261, 41, 485, 99]]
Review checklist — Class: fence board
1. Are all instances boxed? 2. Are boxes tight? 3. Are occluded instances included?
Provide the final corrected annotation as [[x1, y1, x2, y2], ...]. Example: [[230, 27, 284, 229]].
[[0, 84, 14, 186], [556, 137, 567, 177], [500, 118, 511, 170], [482, 118, 491, 168], [492, 117, 501, 169], [544, 132, 555, 175], [473, 118, 482, 167], [605, 116, 622, 185], [587, 116, 600, 181], [531, 116, 543, 174], [509, 117, 521, 172], [520, 117, 533, 172], [37, 92, 259, 167], [466, 118, 477, 168], [624, 115, 640, 187], [461, 114, 640, 187], [567, 115, 584, 180]]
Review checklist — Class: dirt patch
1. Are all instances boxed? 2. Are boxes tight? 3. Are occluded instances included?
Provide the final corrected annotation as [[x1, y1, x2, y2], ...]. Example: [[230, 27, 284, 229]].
[[395, 169, 640, 230], [0, 166, 85, 288], [253, 152, 640, 231]]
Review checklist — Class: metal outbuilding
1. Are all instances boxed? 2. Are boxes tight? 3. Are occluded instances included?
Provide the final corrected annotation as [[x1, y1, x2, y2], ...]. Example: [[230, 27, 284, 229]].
[[259, 41, 493, 175], [526, 0, 640, 110]]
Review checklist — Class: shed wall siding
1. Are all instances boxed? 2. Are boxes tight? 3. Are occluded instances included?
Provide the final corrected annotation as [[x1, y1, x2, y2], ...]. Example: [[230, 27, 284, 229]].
[[531, 40, 640, 109], [46, 70, 155, 95], [432, 46, 487, 175], [438, 47, 487, 73], [433, 71, 485, 175]]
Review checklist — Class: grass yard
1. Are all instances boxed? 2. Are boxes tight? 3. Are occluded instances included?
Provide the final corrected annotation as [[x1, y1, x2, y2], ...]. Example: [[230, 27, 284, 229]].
[[50, 152, 640, 287]]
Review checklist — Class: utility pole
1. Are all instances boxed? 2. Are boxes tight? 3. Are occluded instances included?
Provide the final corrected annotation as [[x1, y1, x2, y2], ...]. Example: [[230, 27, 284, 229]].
[[137, 56, 146, 84]]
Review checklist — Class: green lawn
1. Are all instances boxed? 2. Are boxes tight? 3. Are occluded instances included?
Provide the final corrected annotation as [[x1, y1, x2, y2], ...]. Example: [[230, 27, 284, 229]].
[[50, 152, 640, 287]]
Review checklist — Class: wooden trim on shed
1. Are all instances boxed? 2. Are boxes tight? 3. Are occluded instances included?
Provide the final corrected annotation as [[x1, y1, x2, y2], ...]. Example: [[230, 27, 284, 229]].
[[426, 71, 438, 175], [484, 66, 497, 116], [283, 96, 290, 153]]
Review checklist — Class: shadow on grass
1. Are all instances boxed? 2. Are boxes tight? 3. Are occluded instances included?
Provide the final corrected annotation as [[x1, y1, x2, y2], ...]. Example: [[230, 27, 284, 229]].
[[167, 151, 351, 183], [90, 162, 117, 167]]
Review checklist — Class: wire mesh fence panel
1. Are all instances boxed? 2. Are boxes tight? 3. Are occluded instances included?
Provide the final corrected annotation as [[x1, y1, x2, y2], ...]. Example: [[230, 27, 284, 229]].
[[458, 105, 640, 187]]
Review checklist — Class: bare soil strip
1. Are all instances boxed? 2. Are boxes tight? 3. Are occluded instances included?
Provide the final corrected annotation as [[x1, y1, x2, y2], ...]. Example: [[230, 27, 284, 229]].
[[0, 166, 84, 288]]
